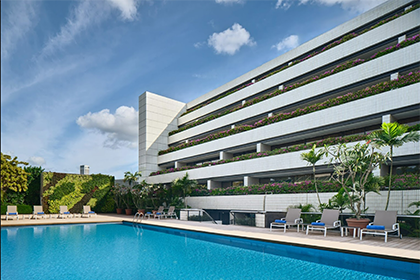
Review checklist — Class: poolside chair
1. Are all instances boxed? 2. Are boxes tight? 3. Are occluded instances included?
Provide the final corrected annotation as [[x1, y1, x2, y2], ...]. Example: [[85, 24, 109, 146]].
[[306, 209, 341, 237], [164, 206, 178, 219], [33, 205, 48, 219], [59, 206, 73, 219], [154, 206, 165, 219], [6, 206, 19, 220], [360, 211, 401, 243], [270, 208, 302, 233], [82, 205, 97, 218]]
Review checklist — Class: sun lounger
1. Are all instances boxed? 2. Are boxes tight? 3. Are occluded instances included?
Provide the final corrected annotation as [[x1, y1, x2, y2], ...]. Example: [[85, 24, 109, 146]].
[[306, 209, 341, 236], [59, 206, 73, 219], [154, 206, 165, 219], [270, 208, 302, 232], [33, 205, 48, 219], [82, 205, 97, 218], [165, 206, 177, 219], [6, 206, 19, 220], [360, 211, 401, 242]]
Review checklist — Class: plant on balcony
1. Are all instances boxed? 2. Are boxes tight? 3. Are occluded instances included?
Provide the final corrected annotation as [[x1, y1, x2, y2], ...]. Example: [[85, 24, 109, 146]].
[[180, 5, 418, 117], [323, 142, 386, 220], [159, 71, 420, 155], [152, 124, 420, 177], [368, 122, 420, 210], [170, 35, 419, 136]]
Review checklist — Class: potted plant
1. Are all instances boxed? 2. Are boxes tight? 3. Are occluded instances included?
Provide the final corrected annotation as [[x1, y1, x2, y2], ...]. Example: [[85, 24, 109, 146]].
[[112, 184, 124, 214], [131, 180, 150, 214], [323, 142, 386, 228], [120, 185, 133, 215]]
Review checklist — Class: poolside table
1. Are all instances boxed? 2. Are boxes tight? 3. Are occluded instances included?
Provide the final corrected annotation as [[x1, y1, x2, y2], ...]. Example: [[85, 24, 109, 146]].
[[340, 226, 360, 238]]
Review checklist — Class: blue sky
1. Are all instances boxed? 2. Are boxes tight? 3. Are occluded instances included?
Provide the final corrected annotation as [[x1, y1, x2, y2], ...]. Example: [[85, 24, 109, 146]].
[[1, 0, 387, 178]]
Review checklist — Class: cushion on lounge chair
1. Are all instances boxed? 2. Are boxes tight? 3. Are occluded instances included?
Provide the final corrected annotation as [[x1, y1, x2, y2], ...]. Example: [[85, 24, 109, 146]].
[[146, 212, 152, 214], [88, 211, 95, 214], [366, 225, 385, 230], [8, 213, 17, 215], [37, 212, 44, 214], [156, 212, 162, 215], [274, 220, 287, 223], [311, 222, 325, 226], [64, 211, 70, 214]]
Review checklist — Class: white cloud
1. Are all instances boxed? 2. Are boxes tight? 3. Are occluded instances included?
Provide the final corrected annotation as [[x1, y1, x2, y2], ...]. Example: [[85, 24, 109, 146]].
[[28, 156, 46, 166], [106, 0, 139, 21], [207, 23, 256, 55], [275, 0, 387, 13], [77, 106, 138, 149], [272, 35, 299, 51], [275, 0, 292, 9], [215, 0, 244, 4], [194, 41, 205, 49], [39, 0, 139, 58], [1, 1, 38, 60]]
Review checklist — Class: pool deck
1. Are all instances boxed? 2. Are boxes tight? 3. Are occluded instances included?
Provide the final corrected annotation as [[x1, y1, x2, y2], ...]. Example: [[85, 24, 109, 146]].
[[2, 213, 419, 262]]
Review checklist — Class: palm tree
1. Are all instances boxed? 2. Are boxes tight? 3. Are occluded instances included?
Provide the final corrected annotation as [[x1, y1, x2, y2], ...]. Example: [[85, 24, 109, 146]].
[[123, 171, 142, 186], [301, 144, 324, 206], [369, 122, 420, 210], [172, 173, 197, 208]]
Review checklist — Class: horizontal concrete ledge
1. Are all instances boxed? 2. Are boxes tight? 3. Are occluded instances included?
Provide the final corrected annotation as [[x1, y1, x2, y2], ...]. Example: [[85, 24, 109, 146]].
[[159, 84, 420, 165], [170, 45, 420, 144]]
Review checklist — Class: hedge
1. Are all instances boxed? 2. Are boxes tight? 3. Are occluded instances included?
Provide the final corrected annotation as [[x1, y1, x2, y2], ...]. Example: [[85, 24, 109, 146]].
[[1, 204, 33, 215], [190, 174, 420, 196], [42, 172, 115, 214]]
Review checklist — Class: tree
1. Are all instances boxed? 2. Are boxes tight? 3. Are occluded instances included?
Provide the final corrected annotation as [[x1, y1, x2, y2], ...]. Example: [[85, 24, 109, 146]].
[[1, 153, 29, 202], [300, 144, 324, 207], [123, 171, 142, 186], [323, 142, 386, 220], [172, 173, 197, 208], [369, 122, 420, 210]]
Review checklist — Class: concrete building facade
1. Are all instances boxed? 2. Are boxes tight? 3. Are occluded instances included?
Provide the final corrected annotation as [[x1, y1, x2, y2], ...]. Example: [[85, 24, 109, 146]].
[[139, 0, 420, 190]]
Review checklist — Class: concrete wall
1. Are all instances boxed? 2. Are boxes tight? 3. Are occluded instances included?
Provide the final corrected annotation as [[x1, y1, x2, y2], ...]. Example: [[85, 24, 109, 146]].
[[185, 189, 420, 215], [139, 92, 185, 177]]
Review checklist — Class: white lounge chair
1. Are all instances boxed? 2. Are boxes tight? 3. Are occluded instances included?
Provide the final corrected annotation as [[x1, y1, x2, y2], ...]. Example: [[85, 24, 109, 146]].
[[165, 206, 177, 219], [154, 206, 165, 219], [6, 206, 19, 220], [270, 208, 303, 232], [59, 206, 73, 219], [306, 209, 341, 236], [33, 205, 48, 219], [360, 211, 401, 242], [82, 205, 97, 218]]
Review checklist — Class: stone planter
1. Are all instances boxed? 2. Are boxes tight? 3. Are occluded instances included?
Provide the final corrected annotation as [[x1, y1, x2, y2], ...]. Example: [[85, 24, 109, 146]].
[[125, 209, 133, 215], [346, 218, 371, 236], [116, 208, 123, 214]]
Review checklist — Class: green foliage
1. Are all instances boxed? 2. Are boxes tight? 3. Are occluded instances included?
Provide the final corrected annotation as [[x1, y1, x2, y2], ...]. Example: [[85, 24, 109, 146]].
[[1, 205, 33, 215], [369, 122, 420, 210], [301, 144, 325, 205], [1, 153, 29, 202], [42, 172, 114, 213], [93, 189, 116, 213], [123, 171, 141, 186], [24, 166, 44, 205], [172, 173, 197, 208], [324, 142, 386, 219]]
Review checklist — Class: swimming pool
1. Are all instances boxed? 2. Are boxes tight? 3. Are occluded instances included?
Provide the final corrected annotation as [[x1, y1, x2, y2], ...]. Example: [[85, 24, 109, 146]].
[[1, 222, 418, 279]]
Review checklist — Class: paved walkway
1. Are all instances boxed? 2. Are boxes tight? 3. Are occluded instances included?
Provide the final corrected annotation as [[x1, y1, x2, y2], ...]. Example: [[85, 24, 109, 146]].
[[2, 213, 419, 262]]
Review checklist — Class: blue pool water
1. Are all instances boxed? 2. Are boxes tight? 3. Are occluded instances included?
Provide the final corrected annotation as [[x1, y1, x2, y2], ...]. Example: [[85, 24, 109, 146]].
[[1, 223, 418, 280]]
